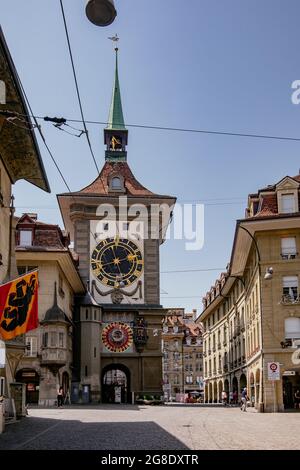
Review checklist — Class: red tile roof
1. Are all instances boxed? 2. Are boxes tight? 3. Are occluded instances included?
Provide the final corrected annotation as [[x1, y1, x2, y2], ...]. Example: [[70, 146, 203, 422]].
[[77, 162, 164, 197]]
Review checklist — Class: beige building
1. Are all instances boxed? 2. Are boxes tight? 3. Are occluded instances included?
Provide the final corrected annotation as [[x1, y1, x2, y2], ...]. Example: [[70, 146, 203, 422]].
[[198, 174, 300, 412], [162, 310, 203, 401], [0, 27, 49, 415], [14, 214, 84, 405]]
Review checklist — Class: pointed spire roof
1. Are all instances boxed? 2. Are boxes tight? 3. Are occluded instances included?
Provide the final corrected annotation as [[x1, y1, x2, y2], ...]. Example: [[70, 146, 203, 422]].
[[42, 282, 70, 324], [106, 47, 126, 130]]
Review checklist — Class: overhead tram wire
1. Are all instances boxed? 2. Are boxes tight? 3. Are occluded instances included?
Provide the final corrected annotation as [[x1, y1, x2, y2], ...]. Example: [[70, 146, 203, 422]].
[[35, 117, 300, 143], [59, 0, 106, 194], [3, 108, 300, 144]]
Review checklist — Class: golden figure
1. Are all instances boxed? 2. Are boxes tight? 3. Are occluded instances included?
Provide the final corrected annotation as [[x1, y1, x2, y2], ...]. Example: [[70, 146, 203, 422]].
[[111, 136, 121, 150]]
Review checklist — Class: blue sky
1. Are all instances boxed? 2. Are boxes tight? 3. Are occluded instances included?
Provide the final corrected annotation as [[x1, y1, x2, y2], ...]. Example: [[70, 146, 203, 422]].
[[1, 0, 300, 314]]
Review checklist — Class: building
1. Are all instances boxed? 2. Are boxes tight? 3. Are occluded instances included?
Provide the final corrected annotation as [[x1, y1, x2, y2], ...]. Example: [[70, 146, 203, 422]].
[[57, 47, 176, 403], [0, 27, 49, 412], [14, 214, 84, 405], [198, 174, 300, 412], [162, 310, 203, 401]]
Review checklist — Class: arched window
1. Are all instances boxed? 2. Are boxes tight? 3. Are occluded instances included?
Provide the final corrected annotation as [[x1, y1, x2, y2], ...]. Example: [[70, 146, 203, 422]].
[[111, 177, 122, 189]]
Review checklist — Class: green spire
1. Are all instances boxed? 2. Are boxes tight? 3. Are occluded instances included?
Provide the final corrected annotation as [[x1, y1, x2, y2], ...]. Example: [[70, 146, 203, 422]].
[[106, 47, 126, 130]]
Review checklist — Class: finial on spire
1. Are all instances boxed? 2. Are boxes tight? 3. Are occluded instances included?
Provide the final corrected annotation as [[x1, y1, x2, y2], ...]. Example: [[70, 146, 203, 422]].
[[108, 34, 119, 52]]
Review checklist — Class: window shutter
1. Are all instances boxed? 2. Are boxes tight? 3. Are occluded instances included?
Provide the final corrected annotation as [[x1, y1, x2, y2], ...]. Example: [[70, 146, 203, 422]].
[[281, 237, 296, 255]]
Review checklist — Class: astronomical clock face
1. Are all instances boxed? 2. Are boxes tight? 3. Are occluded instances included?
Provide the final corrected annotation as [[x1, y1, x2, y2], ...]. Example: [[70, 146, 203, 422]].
[[91, 237, 143, 287], [102, 322, 133, 353]]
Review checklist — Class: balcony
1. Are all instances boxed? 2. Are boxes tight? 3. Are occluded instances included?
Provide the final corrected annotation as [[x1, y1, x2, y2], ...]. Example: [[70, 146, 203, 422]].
[[234, 326, 241, 337], [281, 294, 300, 305], [281, 253, 298, 260], [41, 348, 67, 367]]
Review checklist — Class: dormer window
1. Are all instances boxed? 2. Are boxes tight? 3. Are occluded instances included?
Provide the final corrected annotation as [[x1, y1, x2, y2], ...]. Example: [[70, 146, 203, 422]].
[[108, 174, 125, 192], [112, 177, 122, 189], [19, 230, 32, 246], [281, 194, 296, 213]]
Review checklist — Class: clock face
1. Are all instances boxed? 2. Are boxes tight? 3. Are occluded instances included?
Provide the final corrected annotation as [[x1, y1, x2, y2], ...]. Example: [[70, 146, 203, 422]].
[[91, 237, 143, 287], [102, 322, 133, 353]]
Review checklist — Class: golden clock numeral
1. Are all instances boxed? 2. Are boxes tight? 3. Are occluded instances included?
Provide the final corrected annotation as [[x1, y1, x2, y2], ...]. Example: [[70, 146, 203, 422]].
[[93, 268, 101, 277]]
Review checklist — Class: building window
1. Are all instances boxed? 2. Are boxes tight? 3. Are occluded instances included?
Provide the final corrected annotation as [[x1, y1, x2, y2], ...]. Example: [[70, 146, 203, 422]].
[[282, 276, 298, 301], [281, 194, 296, 214], [111, 177, 122, 189], [19, 230, 32, 246], [25, 337, 38, 357], [285, 318, 300, 343], [103, 223, 109, 231], [94, 310, 97, 321], [59, 275, 65, 298], [17, 266, 38, 275], [43, 332, 48, 347], [59, 332, 64, 348], [50, 332, 57, 347], [85, 366, 88, 377], [0, 377, 5, 397], [281, 237, 297, 259], [174, 375, 179, 385], [86, 309, 89, 320]]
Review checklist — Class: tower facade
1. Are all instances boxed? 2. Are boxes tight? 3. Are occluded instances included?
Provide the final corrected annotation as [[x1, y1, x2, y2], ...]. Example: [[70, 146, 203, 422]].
[[58, 47, 176, 403]]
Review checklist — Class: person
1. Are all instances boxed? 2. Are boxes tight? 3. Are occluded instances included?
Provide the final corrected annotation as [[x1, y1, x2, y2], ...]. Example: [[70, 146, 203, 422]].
[[57, 386, 64, 408], [294, 389, 300, 409], [241, 387, 249, 412], [233, 390, 238, 405], [221, 390, 227, 406], [229, 391, 233, 405]]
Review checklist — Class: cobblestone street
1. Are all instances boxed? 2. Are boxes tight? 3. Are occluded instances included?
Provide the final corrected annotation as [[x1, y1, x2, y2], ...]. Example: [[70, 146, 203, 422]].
[[0, 405, 300, 450]]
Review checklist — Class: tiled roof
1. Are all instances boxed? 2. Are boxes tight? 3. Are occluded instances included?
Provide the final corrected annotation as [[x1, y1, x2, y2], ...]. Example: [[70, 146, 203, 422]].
[[67, 161, 172, 198]]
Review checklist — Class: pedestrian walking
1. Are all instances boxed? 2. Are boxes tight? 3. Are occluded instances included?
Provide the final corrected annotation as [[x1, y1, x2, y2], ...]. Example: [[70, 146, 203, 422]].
[[57, 386, 64, 407], [241, 387, 249, 412], [229, 391, 233, 405], [221, 390, 227, 406], [294, 389, 300, 409]]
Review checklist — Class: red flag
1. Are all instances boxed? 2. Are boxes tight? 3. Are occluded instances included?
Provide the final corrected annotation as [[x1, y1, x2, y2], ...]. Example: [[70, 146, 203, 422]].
[[0, 271, 38, 340]]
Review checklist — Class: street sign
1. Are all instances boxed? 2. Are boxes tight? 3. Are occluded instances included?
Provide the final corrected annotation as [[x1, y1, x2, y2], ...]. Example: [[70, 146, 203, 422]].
[[267, 362, 280, 381], [282, 371, 296, 376]]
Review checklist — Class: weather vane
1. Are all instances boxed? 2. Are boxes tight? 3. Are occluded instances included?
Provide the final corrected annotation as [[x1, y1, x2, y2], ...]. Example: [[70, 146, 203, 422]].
[[108, 34, 119, 51]]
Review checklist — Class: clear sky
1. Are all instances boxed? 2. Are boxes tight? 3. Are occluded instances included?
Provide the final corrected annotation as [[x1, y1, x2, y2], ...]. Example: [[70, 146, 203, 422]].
[[1, 0, 300, 314]]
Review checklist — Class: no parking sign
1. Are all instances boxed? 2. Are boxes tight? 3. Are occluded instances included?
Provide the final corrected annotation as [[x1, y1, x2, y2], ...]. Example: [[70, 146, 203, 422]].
[[267, 362, 280, 381]]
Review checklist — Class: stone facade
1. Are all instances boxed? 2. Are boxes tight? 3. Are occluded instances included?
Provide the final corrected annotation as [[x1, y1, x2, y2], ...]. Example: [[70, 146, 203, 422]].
[[14, 214, 84, 406], [162, 310, 203, 401], [198, 174, 300, 412]]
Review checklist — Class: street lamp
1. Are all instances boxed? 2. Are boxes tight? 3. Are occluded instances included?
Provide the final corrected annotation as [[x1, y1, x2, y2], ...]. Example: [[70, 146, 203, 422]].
[[86, 0, 117, 26]]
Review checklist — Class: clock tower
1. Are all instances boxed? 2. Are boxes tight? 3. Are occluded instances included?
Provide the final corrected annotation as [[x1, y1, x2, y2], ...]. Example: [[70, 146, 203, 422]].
[[58, 46, 176, 403]]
